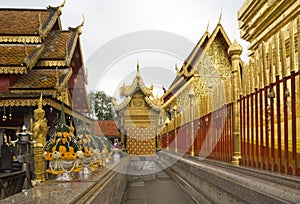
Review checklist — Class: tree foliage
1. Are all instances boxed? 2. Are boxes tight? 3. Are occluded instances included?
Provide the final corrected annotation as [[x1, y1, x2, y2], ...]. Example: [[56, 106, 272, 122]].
[[87, 91, 115, 120]]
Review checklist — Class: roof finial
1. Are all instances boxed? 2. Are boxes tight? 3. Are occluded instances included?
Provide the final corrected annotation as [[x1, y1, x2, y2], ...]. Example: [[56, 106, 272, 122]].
[[218, 9, 222, 25], [137, 60, 140, 72], [77, 15, 85, 35], [175, 64, 179, 72], [60, 0, 66, 8], [79, 14, 85, 27], [57, 0, 66, 15], [38, 93, 43, 109], [206, 21, 210, 33]]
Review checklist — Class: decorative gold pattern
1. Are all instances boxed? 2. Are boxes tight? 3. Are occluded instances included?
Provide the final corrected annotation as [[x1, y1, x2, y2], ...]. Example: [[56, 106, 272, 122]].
[[0, 66, 27, 74], [36, 60, 66, 67], [0, 36, 42, 43]]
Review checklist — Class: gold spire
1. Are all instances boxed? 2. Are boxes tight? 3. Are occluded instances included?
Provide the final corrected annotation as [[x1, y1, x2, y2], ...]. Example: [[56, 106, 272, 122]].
[[60, 0, 66, 8], [175, 64, 179, 73], [57, 0, 66, 15], [137, 60, 140, 72], [136, 60, 140, 79], [206, 21, 210, 33], [218, 9, 222, 25]]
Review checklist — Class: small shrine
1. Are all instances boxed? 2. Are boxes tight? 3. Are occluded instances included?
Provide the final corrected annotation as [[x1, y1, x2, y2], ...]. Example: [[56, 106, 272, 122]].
[[113, 62, 162, 155]]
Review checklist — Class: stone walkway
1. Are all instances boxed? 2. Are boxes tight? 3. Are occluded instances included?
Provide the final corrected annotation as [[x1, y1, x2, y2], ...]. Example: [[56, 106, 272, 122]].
[[122, 156, 192, 204]]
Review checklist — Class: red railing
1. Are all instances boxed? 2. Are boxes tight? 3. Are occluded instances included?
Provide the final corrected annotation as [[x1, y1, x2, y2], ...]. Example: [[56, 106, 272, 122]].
[[161, 104, 233, 163], [160, 72, 299, 176], [240, 71, 300, 176]]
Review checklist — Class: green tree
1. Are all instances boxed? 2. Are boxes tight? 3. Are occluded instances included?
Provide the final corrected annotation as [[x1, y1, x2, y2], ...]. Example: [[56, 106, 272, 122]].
[[88, 91, 115, 120]]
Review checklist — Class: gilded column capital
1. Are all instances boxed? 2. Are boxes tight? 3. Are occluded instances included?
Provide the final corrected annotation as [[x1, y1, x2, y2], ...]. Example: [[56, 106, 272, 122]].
[[228, 40, 242, 58]]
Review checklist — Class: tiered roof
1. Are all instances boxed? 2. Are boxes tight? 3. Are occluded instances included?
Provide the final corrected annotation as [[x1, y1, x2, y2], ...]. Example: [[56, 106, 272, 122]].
[[113, 63, 161, 112], [0, 2, 89, 113], [162, 20, 234, 105]]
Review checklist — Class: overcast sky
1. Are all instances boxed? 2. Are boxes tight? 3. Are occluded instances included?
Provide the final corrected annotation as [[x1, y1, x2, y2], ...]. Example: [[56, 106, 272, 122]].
[[1, 0, 249, 98]]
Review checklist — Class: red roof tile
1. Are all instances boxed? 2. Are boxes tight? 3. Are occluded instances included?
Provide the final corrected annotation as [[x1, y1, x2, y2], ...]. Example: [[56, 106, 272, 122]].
[[94, 120, 119, 137]]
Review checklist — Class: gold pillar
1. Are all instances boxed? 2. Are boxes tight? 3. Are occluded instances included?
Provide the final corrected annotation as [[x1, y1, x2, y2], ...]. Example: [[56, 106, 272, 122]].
[[165, 117, 170, 151], [173, 105, 178, 153], [228, 40, 243, 165], [189, 89, 195, 156]]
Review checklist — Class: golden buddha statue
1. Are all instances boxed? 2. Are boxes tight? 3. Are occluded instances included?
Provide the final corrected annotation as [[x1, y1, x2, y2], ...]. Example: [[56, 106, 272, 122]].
[[32, 94, 48, 182]]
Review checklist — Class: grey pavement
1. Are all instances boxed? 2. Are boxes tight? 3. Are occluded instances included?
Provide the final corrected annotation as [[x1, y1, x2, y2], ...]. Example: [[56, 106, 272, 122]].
[[122, 156, 192, 204]]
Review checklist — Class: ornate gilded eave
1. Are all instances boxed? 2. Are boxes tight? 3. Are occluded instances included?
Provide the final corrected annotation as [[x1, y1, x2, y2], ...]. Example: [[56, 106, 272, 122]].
[[176, 64, 195, 77], [122, 68, 153, 97], [0, 66, 27, 74], [0, 97, 88, 122], [36, 30, 79, 68], [144, 96, 161, 112], [162, 77, 194, 109], [113, 96, 131, 112], [25, 44, 45, 70], [200, 24, 231, 58], [55, 68, 73, 92], [66, 31, 79, 66]]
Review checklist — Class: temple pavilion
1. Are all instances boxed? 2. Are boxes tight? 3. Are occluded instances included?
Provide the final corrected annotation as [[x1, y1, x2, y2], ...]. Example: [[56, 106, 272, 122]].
[[113, 63, 162, 155], [0, 2, 90, 160]]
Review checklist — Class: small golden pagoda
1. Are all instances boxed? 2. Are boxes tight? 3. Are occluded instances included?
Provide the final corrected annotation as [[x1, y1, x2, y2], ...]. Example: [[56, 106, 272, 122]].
[[113, 62, 161, 155]]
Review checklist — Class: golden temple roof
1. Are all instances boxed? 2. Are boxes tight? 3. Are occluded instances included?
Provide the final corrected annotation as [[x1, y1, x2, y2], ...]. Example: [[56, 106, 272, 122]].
[[114, 63, 161, 112], [0, 4, 89, 113], [10, 68, 70, 89], [119, 63, 154, 98], [40, 31, 74, 60], [162, 22, 233, 103], [0, 7, 61, 44], [0, 9, 54, 35], [0, 44, 44, 73]]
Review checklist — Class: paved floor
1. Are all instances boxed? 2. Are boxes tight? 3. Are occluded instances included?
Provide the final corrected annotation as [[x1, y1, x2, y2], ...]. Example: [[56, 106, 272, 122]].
[[123, 171, 191, 204]]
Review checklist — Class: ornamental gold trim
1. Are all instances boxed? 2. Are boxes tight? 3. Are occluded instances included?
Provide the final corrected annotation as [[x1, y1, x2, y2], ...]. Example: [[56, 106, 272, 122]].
[[36, 60, 66, 67], [0, 98, 90, 123], [56, 68, 73, 91], [0, 98, 51, 107], [10, 90, 55, 95], [0, 36, 42, 43], [0, 67, 27, 74]]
